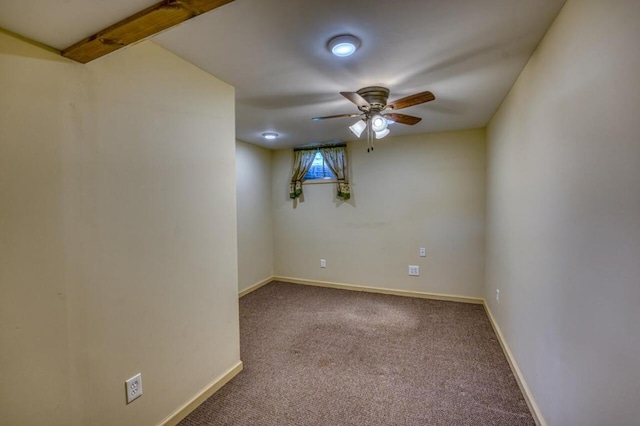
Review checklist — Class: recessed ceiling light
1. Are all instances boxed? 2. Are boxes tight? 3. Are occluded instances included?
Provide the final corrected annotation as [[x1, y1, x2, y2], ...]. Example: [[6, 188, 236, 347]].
[[328, 34, 361, 57], [262, 132, 278, 140]]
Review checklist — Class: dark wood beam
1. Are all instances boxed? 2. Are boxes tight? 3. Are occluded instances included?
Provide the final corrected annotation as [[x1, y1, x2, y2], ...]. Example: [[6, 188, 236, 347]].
[[61, 0, 234, 64]]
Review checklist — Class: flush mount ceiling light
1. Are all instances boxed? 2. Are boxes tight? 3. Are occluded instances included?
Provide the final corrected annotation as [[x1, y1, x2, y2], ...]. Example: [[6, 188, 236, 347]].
[[328, 34, 361, 57], [262, 132, 278, 140]]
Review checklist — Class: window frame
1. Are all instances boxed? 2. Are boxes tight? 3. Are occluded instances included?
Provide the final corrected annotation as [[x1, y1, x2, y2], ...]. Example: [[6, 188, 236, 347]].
[[303, 150, 337, 184]]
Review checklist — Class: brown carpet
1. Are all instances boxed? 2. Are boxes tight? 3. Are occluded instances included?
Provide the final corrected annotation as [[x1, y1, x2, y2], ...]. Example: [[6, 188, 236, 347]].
[[180, 281, 534, 425]]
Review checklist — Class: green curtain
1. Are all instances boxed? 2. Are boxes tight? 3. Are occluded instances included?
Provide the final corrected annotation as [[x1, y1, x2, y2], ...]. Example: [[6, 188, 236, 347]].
[[320, 146, 351, 200], [289, 149, 317, 199]]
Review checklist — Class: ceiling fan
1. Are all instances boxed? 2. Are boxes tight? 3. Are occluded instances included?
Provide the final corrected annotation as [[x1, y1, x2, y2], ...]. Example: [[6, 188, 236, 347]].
[[312, 86, 435, 151]]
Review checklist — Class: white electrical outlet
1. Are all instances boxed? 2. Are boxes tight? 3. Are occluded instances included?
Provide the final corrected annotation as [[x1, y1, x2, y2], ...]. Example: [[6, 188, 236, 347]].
[[408, 265, 420, 276], [496, 289, 500, 303], [125, 373, 142, 404], [419, 248, 426, 257], [320, 259, 326, 268]]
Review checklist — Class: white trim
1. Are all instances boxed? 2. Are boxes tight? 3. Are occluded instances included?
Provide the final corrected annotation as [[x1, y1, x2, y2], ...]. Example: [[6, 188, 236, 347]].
[[273, 276, 484, 305], [238, 277, 273, 298], [483, 303, 546, 426], [157, 361, 243, 426]]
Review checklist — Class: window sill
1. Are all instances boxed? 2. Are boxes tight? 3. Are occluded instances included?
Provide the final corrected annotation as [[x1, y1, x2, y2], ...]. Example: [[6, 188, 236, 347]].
[[303, 179, 337, 185]]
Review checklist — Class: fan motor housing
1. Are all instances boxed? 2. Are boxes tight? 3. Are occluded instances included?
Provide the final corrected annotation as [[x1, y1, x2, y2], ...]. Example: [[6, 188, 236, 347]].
[[356, 86, 390, 110]]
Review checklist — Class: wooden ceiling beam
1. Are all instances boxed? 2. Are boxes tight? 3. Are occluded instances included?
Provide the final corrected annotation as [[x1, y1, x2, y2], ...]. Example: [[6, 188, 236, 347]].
[[61, 0, 234, 64]]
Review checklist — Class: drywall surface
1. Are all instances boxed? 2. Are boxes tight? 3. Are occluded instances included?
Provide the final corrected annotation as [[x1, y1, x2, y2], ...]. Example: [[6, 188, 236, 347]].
[[273, 129, 486, 298], [0, 33, 239, 425], [236, 140, 273, 292], [485, 0, 640, 424]]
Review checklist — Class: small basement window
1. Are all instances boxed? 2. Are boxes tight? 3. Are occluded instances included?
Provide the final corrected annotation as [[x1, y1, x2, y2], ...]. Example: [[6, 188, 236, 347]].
[[304, 151, 335, 181]]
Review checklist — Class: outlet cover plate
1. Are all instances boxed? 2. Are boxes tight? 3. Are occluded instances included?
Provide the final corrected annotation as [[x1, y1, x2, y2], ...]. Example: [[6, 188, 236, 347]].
[[419, 248, 426, 257], [125, 373, 142, 404], [408, 265, 420, 276]]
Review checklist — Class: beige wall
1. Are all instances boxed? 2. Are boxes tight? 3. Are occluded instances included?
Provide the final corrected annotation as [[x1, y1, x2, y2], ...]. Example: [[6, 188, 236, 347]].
[[272, 130, 486, 298], [485, 0, 640, 424], [236, 140, 274, 292], [0, 33, 240, 425]]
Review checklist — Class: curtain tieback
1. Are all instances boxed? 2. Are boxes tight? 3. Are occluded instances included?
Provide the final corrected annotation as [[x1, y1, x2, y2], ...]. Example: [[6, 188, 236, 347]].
[[289, 180, 303, 199]]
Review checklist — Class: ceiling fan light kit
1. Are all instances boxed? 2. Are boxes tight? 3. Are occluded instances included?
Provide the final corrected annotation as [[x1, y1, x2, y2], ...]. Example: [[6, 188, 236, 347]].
[[349, 120, 367, 138], [371, 114, 388, 132], [327, 34, 361, 57], [375, 128, 390, 139], [313, 86, 435, 152]]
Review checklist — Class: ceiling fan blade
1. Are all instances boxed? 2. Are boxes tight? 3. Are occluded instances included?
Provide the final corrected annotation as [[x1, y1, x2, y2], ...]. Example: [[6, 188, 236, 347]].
[[340, 92, 371, 109], [387, 91, 435, 110], [312, 113, 362, 121], [385, 113, 422, 125]]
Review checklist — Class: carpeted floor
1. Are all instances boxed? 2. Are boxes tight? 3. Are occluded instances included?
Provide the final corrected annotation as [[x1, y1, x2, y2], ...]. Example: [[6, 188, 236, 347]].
[[179, 281, 534, 425]]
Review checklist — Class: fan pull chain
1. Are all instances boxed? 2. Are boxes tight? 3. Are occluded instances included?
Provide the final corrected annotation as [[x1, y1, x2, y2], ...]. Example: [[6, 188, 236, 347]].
[[366, 119, 375, 153]]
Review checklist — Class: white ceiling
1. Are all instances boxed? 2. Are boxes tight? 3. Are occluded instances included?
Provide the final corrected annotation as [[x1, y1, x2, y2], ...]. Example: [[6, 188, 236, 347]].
[[0, 0, 566, 149]]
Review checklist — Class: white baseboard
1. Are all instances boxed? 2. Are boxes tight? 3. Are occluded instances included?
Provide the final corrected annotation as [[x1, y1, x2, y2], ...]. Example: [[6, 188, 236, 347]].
[[483, 303, 546, 426], [158, 361, 243, 426], [238, 277, 273, 298], [273, 276, 484, 305]]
